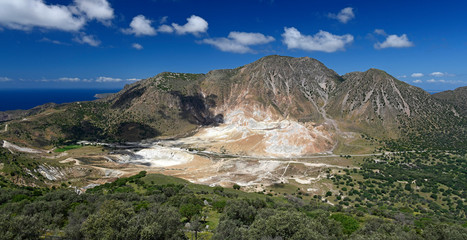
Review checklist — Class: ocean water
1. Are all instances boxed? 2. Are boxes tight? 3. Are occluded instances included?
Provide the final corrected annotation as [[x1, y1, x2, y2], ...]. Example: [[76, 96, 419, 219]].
[[0, 89, 120, 111]]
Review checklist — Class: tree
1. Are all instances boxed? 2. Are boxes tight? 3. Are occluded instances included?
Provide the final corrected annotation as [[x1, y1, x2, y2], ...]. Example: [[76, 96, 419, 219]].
[[212, 219, 247, 240], [81, 200, 135, 240], [189, 216, 203, 240], [330, 213, 360, 235], [222, 200, 257, 225], [128, 205, 185, 240], [248, 209, 325, 240], [180, 203, 202, 221], [233, 184, 241, 190]]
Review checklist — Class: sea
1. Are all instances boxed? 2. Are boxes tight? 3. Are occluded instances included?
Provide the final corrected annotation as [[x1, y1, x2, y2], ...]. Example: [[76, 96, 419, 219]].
[[0, 89, 121, 111], [0, 88, 444, 112]]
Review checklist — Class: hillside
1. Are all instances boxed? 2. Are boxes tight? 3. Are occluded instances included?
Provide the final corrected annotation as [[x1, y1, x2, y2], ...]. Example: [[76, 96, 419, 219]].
[[433, 86, 467, 116], [0, 55, 465, 152]]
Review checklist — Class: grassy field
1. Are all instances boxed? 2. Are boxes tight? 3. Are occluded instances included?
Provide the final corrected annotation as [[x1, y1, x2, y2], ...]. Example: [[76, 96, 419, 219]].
[[54, 145, 82, 152]]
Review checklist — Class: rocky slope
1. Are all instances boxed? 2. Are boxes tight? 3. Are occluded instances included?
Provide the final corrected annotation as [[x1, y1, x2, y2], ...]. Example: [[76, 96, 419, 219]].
[[433, 86, 467, 116], [326, 69, 459, 138]]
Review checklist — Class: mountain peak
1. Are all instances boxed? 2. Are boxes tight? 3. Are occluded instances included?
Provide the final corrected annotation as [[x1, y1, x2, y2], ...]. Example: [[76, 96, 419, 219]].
[[252, 55, 322, 66]]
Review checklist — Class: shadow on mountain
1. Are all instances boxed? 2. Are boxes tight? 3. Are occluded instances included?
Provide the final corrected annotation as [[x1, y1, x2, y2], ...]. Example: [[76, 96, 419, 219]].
[[112, 86, 146, 109], [171, 91, 224, 126], [116, 122, 161, 142]]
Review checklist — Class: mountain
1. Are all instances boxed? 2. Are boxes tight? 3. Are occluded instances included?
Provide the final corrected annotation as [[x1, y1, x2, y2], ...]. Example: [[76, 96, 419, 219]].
[[327, 69, 457, 137], [0, 103, 57, 122], [433, 86, 467, 116], [0, 55, 465, 152]]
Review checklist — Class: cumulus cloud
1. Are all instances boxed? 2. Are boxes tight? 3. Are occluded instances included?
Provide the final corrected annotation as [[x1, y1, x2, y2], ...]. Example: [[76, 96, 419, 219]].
[[171, 15, 208, 35], [96, 77, 122, 82], [0, 77, 11, 82], [398, 75, 407, 79], [157, 24, 174, 33], [411, 73, 424, 78], [427, 79, 436, 83], [73, 0, 114, 24], [127, 78, 141, 81], [228, 32, 275, 45], [202, 38, 251, 53], [282, 27, 353, 53], [413, 79, 422, 83], [374, 33, 414, 49], [0, 0, 115, 31], [123, 15, 157, 36], [74, 34, 101, 46], [328, 7, 355, 24], [59, 77, 80, 82], [0, 0, 86, 31], [132, 43, 143, 50], [201, 31, 275, 53], [122, 15, 208, 37], [430, 72, 444, 77]]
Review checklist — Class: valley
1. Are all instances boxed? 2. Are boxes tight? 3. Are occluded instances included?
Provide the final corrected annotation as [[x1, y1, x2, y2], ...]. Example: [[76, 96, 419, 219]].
[[0, 55, 465, 239]]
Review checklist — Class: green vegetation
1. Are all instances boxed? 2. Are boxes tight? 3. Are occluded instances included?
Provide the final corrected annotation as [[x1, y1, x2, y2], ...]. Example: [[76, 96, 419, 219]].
[[54, 145, 82, 153], [0, 171, 465, 239], [323, 150, 466, 222]]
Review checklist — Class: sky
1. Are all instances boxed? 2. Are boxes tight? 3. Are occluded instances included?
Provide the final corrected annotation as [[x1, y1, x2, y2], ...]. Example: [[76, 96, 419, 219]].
[[0, 0, 467, 91]]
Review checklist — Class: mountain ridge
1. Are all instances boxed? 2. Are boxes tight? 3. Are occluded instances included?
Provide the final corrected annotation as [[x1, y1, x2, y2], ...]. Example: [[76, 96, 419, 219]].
[[0, 55, 465, 151]]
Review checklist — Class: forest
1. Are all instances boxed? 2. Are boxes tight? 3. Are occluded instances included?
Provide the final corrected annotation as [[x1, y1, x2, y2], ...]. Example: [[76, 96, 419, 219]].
[[0, 168, 466, 240]]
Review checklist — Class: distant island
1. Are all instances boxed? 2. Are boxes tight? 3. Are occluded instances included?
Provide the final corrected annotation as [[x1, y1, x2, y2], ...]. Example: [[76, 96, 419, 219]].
[[94, 92, 116, 99]]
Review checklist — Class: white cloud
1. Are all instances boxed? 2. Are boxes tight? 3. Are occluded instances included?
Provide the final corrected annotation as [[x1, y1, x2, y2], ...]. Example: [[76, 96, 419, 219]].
[[40, 37, 67, 45], [398, 75, 407, 78], [157, 24, 174, 33], [74, 33, 101, 46], [0, 0, 86, 31], [0, 0, 114, 31], [328, 7, 355, 24], [282, 27, 353, 53], [132, 43, 143, 50], [73, 0, 113, 24], [59, 77, 80, 82], [228, 32, 275, 45], [374, 33, 414, 49], [171, 15, 208, 35], [202, 31, 275, 54], [0, 77, 11, 82], [96, 77, 122, 82], [411, 73, 424, 78], [374, 29, 387, 36], [430, 72, 444, 77], [201, 38, 250, 54], [127, 78, 141, 81], [160, 16, 168, 24], [425, 79, 464, 84], [413, 79, 422, 83], [123, 15, 156, 36]]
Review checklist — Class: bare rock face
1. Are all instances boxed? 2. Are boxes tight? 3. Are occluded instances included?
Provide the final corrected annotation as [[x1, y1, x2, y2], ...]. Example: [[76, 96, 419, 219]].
[[201, 55, 343, 123], [191, 56, 341, 156]]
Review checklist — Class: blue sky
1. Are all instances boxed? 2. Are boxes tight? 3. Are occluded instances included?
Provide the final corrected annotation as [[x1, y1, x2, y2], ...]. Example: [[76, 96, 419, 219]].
[[0, 0, 466, 91]]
